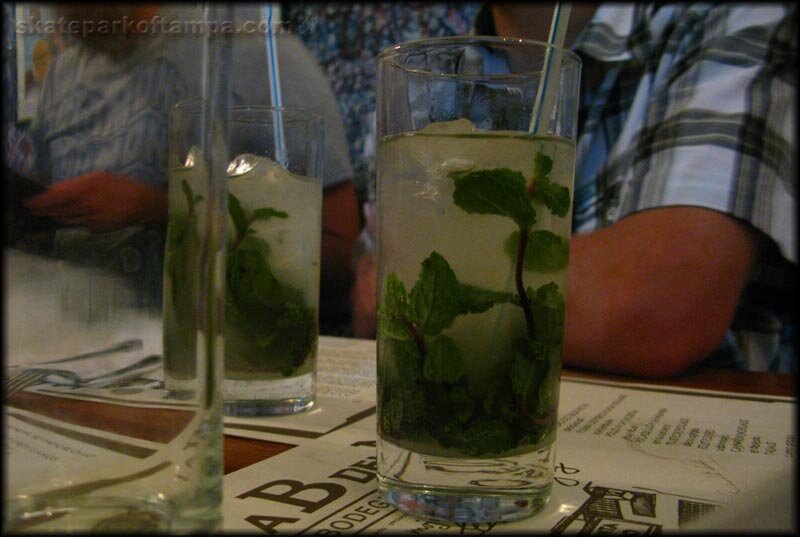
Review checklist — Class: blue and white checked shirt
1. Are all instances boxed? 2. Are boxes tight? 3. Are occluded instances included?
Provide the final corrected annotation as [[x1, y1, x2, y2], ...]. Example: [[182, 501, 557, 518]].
[[571, 3, 797, 372]]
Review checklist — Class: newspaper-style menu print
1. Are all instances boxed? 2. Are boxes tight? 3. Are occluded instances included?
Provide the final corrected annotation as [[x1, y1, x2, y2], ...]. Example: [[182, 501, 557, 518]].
[[5, 334, 794, 532], [223, 337, 378, 446], [223, 368, 795, 533]]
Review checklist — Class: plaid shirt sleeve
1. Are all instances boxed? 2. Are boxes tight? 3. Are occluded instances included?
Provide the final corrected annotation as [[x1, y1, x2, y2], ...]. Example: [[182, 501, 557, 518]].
[[573, 3, 797, 372]]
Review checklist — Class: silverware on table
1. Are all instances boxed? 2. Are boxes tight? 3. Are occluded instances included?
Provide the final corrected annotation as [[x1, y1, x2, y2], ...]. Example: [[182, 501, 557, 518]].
[[3, 338, 144, 398]]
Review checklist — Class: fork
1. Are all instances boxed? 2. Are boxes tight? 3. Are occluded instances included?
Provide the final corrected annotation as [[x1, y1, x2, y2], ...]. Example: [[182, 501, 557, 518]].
[[4, 369, 51, 396], [3, 338, 143, 398]]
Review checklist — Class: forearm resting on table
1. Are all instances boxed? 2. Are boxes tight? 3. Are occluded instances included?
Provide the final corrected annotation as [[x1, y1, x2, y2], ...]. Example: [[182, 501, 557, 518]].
[[24, 171, 168, 231], [563, 206, 757, 378]]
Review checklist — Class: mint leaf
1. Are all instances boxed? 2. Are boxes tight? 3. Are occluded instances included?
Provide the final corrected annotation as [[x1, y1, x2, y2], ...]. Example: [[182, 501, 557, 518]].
[[530, 282, 565, 345], [459, 418, 516, 457], [532, 177, 571, 218], [458, 283, 515, 314], [510, 337, 550, 415], [228, 194, 288, 240], [395, 338, 424, 381], [228, 193, 249, 238], [537, 179, 570, 218], [423, 334, 465, 383], [380, 398, 404, 437], [533, 151, 553, 181], [273, 300, 317, 368], [504, 229, 569, 273], [380, 378, 422, 436], [253, 207, 288, 221], [378, 273, 411, 341], [226, 236, 277, 312], [483, 375, 517, 422], [451, 168, 536, 229], [377, 155, 571, 457], [224, 286, 316, 375], [528, 152, 570, 217], [448, 386, 476, 424], [408, 252, 460, 336]]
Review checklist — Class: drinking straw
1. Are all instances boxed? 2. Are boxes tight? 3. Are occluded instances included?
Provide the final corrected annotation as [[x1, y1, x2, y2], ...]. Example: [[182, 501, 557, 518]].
[[529, 3, 572, 134], [264, 3, 288, 166]]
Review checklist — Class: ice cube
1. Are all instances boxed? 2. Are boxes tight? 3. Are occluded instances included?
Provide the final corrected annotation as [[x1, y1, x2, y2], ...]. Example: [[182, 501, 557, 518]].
[[227, 153, 259, 177], [440, 157, 475, 174], [419, 118, 477, 135], [225, 154, 321, 293], [182, 146, 201, 169]]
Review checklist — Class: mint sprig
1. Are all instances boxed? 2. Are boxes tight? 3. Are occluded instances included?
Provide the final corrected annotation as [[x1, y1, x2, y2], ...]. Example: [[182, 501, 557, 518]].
[[451, 167, 535, 230], [408, 252, 461, 336], [530, 152, 571, 217], [224, 192, 316, 375], [504, 230, 569, 273], [378, 148, 571, 458]]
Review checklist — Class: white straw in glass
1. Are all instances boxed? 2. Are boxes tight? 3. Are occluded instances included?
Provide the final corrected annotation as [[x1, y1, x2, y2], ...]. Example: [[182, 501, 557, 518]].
[[264, 3, 288, 166], [529, 3, 572, 134]]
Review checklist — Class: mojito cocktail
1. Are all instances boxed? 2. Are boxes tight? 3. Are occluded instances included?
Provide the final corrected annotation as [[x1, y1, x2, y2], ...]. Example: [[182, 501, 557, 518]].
[[376, 37, 581, 523], [163, 104, 323, 415], [223, 155, 320, 412]]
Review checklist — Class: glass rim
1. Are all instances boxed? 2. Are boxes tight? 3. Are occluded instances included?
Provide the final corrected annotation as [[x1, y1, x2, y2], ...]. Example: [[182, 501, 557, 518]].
[[377, 35, 581, 77], [171, 98, 323, 124]]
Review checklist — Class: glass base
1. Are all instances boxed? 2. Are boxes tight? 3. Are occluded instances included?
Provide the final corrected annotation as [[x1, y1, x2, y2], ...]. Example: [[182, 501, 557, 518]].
[[4, 495, 220, 533], [378, 479, 550, 524], [223, 372, 315, 416], [223, 394, 315, 416], [377, 437, 554, 524]]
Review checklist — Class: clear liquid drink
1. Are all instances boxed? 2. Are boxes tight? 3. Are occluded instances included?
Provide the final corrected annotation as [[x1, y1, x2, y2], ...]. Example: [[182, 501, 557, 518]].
[[223, 156, 321, 410]]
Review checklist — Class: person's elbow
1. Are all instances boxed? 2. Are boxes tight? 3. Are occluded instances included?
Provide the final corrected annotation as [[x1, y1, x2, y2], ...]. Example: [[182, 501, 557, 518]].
[[563, 207, 756, 379], [616, 305, 731, 379], [592, 284, 737, 379]]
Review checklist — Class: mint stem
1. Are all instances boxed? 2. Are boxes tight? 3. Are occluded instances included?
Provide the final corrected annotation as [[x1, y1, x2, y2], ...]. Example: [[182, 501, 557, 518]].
[[404, 320, 428, 357], [516, 225, 535, 337]]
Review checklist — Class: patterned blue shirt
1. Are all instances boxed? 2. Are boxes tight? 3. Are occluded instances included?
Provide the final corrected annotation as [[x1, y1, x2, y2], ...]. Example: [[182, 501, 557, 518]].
[[571, 3, 797, 372], [284, 3, 483, 196], [31, 35, 188, 188]]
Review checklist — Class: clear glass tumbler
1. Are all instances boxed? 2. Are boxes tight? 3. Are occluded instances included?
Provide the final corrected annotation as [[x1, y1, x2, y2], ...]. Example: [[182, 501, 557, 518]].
[[163, 101, 323, 416], [3, 99, 225, 537], [375, 36, 581, 523]]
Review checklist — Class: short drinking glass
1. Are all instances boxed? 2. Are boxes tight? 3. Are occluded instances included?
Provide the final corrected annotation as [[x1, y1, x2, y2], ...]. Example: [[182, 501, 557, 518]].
[[164, 102, 323, 416]]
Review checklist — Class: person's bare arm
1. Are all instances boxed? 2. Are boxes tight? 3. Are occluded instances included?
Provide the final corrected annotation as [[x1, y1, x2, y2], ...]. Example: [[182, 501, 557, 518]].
[[23, 171, 167, 231], [563, 206, 757, 378], [491, 3, 598, 46], [321, 180, 360, 291]]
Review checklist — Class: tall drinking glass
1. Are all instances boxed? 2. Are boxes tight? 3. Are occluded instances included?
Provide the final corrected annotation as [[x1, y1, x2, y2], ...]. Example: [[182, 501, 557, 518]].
[[164, 102, 323, 416], [3, 7, 230, 531], [375, 37, 581, 523]]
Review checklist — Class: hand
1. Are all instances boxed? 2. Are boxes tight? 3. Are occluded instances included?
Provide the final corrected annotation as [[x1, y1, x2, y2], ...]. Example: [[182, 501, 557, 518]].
[[23, 172, 168, 232]]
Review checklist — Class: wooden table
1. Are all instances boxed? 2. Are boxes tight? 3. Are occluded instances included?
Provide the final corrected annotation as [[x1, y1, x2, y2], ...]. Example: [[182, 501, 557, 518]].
[[222, 366, 796, 474]]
